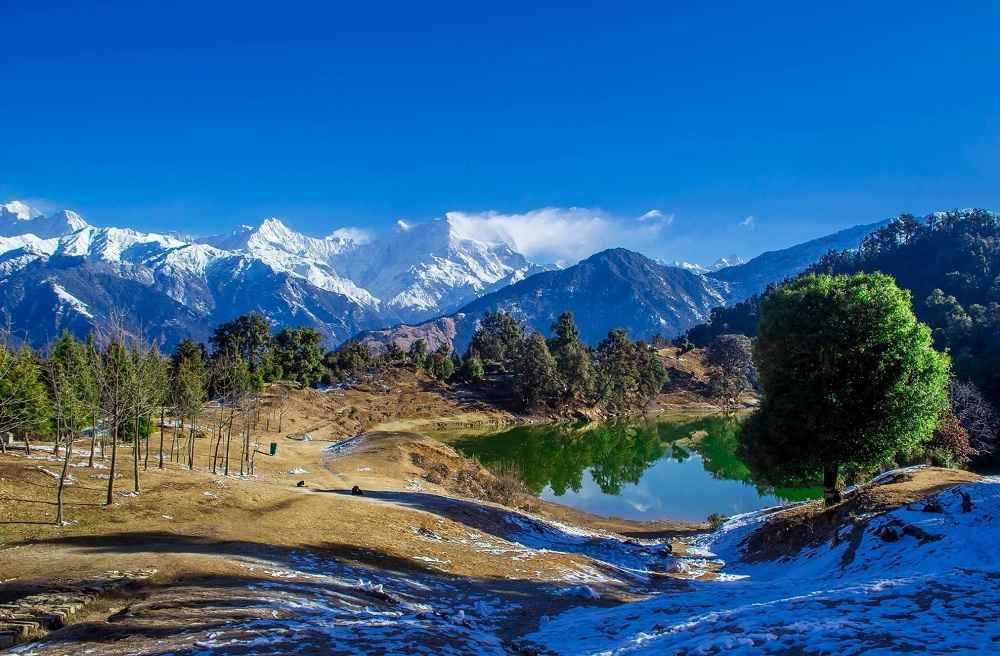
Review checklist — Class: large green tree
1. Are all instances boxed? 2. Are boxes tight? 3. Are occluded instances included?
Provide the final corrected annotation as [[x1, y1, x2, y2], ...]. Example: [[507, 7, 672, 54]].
[[594, 330, 666, 415], [468, 311, 524, 369], [210, 313, 274, 373], [512, 332, 560, 410], [740, 273, 950, 504], [547, 312, 595, 403], [274, 327, 325, 386]]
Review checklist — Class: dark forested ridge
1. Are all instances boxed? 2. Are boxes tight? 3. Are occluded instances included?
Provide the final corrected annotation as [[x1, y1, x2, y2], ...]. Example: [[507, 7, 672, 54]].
[[683, 209, 1000, 408]]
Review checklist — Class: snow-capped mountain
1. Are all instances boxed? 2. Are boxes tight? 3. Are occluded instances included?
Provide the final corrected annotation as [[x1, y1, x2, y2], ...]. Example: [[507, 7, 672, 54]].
[[335, 218, 545, 322], [358, 248, 731, 354], [0, 201, 543, 348], [1, 201, 89, 239], [668, 254, 747, 274]]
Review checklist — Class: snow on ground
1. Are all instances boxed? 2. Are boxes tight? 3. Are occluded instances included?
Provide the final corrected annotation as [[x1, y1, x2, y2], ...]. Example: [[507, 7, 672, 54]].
[[13, 549, 515, 656], [524, 477, 1000, 655]]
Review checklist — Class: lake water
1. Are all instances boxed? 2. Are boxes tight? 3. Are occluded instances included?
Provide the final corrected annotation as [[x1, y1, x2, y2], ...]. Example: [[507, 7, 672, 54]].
[[438, 415, 822, 523]]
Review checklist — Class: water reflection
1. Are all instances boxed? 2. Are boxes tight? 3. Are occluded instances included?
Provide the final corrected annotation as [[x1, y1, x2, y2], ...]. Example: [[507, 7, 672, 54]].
[[445, 415, 821, 522]]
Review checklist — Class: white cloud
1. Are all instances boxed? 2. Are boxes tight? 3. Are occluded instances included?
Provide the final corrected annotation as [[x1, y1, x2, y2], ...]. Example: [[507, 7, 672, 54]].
[[739, 215, 755, 229], [638, 209, 674, 225], [328, 226, 372, 244], [444, 207, 672, 266]]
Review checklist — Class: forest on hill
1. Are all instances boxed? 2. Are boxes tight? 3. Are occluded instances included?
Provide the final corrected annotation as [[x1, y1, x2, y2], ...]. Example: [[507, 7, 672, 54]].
[[680, 209, 1000, 460]]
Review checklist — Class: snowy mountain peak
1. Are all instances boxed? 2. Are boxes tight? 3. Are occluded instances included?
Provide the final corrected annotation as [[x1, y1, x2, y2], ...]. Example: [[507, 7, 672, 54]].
[[668, 254, 748, 274], [47, 209, 89, 232], [1, 200, 43, 221], [0, 202, 90, 239], [709, 254, 747, 270]]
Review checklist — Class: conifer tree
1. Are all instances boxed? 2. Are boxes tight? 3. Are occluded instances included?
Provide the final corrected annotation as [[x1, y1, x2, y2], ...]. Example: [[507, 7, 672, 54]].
[[513, 333, 560, 410]]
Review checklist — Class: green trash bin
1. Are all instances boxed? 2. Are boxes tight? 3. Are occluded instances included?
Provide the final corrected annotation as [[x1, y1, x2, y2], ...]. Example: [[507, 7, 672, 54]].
[[269, 442, 277, 456]]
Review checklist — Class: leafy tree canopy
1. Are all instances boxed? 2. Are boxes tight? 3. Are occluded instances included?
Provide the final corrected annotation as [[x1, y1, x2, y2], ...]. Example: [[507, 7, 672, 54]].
[[739, 272, 950, 502]]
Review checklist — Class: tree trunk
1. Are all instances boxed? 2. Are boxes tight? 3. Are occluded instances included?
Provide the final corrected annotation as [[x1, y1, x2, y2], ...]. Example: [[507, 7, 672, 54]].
[[56, 432, 73, 525], [133, 414, 141, 493], [823, 463, 841, 506], [224, 417, 233, 476], [212, 421, 224, 473], [158, 408, 165, 469], [188, 421, 195, 470], [144, 413, 150, 471], [171, 419, 181, 462], [88, 407, 98, 467], [105, 422, 118, 506]]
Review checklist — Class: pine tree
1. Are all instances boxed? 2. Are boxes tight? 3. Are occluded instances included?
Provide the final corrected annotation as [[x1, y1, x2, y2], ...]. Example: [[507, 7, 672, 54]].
[[171, 340, 207, 471], [548, 312, 595, 404], [459, 352, 485, 382], [408, 339, 428, 369], [468, 311, 524, 369], [513, 333, 560, 410]]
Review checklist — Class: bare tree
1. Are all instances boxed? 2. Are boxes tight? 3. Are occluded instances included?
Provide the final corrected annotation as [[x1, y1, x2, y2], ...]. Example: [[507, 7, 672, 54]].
[[275, 383, 290, 433], [950, 379, 999, 456], [94, 315, 135, 506], [46, 360, 86, 525], [705, 334, 755, 411]]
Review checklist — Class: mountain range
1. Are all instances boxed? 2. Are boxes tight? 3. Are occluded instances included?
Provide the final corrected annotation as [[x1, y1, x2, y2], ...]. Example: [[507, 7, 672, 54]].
[[0, 199, 884, 352], [357, 221, 888, 354], [0, 201, 540, 348]]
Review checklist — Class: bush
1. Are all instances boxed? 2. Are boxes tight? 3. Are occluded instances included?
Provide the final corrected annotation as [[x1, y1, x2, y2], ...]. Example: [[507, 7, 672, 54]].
[[925, 411, 975, 467]]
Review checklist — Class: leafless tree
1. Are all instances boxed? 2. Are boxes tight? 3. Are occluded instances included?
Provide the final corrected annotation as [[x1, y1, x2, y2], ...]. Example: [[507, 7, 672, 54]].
[[951, 379, 999, 456], [46, 360, 83, 525], [705, 334, 755, 411], [93, 314, 135, 506]]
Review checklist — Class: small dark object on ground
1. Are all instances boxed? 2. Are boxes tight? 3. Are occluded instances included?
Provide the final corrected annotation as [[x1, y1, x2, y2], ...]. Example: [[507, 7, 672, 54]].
[[296, 480, 305, 487], [659, 545, 673, 557], [878, 525, 900, 542], [959, 490, 973, 513], [351, 485, 363, 496], [922, 498, 944, 513]]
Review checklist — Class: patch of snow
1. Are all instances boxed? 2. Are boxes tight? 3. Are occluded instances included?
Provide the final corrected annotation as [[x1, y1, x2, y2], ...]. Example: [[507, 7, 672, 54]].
[[526, 477, 1000, 655]]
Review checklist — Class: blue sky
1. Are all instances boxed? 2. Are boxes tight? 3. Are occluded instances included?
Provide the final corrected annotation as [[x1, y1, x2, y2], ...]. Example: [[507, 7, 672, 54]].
[[2, 1, 998, 264]]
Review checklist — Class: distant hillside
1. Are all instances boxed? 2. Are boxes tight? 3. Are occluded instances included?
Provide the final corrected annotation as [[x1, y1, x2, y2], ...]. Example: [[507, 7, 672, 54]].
[[682, 209, 1000, 419], [707, 219, 887, 301], [357, 248, 728, 353]]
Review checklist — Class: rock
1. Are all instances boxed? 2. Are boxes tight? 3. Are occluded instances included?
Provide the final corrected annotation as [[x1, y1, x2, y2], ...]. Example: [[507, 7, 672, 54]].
[[959, 490, 973, 513], [878, 525, 900, 542], [351, 485, 364, 496], [922, 499, 944, 513], [296, 480, 305, 488]]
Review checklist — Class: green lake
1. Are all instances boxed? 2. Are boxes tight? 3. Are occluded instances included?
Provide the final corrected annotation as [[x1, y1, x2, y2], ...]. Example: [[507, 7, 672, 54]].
[[437, 414, 822, 523]]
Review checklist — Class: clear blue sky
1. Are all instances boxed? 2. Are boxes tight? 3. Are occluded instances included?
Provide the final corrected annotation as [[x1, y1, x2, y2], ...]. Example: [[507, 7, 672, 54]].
[[2, 1, 998, 263]]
